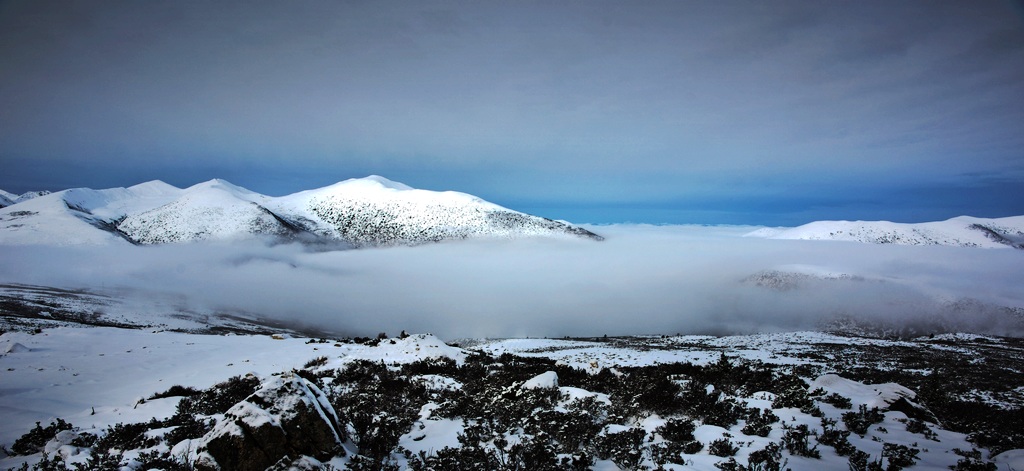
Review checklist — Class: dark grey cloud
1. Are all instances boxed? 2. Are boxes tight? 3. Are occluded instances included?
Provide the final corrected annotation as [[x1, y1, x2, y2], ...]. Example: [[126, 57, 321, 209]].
[[1, 1, 1022, 224]]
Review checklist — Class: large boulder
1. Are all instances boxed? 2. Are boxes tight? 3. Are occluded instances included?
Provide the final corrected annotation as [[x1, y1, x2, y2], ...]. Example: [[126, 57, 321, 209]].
[[195, 373, 345, 471]]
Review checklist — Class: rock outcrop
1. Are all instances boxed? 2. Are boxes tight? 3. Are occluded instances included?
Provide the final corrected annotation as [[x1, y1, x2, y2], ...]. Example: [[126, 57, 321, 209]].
[[195, 373, 345, 471]]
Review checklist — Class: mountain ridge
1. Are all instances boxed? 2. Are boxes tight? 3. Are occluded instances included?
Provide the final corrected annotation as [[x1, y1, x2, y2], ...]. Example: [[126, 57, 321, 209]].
[[747, 215, 1024, 249], [0, 176, 603, 247]]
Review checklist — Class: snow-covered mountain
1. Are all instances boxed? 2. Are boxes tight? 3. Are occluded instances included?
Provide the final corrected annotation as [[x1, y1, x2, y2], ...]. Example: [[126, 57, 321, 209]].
[[0, 176, 602, 247], [0, 182, 183, 246], [747, 216, 1024, 249], [14, 190, 51, 203], [271, 175, 602, 247], [117, 179, 310, 244], [0, 189, 50, 208]]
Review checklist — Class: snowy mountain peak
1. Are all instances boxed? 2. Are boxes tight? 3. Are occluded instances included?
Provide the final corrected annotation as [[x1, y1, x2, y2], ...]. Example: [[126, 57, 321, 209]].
[[342, 175, 415, 191], [275, 177, 602, 247], [127, 180, 181, 197], [185, 178, 262, 199]]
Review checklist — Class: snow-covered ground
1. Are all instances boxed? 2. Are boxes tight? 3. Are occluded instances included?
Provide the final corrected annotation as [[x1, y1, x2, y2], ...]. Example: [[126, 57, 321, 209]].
[[1, 326, 1021, 470]]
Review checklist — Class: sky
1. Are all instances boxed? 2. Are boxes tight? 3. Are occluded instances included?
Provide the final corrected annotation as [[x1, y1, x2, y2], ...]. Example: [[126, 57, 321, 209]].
[[1, 1, 1023, 226]]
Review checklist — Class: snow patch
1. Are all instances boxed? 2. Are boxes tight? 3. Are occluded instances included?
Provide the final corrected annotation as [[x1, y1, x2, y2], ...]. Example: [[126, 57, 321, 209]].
[[521, 371, 558, 389]]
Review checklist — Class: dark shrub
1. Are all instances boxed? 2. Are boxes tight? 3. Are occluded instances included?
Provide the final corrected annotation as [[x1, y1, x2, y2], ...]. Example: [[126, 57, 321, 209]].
[[709, 437, 739, 457], [650, 441, 690, 466], [742, 408, 779, 437], [176, 374, 261, 417], [817, 418, 855, 456], [950, 448, 997, 471], [96, 422, 159, 452], [747, 442, 786, 471], [781, 423, 820, 458], [595, 427, 646, 469], [148, 384, 201, 400], [882, 443, 919, 471], [820, 392, 853, 409], [842, 405, 885, 436], [10, 419, 73, 455]]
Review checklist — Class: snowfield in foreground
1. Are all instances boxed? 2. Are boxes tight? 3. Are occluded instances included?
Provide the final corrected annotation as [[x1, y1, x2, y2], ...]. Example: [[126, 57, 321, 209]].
[[1, 326, 1022, 470]]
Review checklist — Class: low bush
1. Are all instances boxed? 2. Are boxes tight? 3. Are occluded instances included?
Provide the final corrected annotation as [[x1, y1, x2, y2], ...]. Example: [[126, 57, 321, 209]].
[[842, 404, 885, 436], [709, 437, 739, 457], [780, 423, 820, 458], [10, 419, 73, 455], [742, 408, 779, 437]]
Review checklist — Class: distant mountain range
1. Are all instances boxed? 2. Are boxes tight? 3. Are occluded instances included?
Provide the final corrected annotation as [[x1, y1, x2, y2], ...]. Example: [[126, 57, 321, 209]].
[[0, 176, 603, 247], [4, 177, 1022, 250], [0, 189, 51, 208], [746, 215, 1024, 249]]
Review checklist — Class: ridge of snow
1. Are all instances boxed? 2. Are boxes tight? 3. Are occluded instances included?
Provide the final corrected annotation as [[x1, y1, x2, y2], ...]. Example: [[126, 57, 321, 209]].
[[126, 180, 182, 197], [14, 190, 51, 203], [117, 182, 292, 244], [342, 175, 415, 191], [754, 215, 1024, 249], [185, 178, 265, 202]]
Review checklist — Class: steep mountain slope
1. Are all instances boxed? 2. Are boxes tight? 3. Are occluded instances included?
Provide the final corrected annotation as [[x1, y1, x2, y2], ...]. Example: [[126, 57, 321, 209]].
[[750, 216, 1024, 249], [0, 191, 14, 208], [272, 175, 603, 247], [117, 179, 309, 244]]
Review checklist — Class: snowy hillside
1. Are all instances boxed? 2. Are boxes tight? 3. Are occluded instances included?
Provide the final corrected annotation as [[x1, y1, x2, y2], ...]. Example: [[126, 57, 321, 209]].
[[748, 216, 1024, 249], [1, 326, 1022, 470], [0, 182, 182, 246], [0, 176, 602, 247], [116, 179, 310, 244], [272, 175, 603, 247]]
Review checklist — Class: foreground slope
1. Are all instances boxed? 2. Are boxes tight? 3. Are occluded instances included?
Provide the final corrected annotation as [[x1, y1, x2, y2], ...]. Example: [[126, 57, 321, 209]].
[[749, 215, 1024, 249], [1, 327, 1021, 470]]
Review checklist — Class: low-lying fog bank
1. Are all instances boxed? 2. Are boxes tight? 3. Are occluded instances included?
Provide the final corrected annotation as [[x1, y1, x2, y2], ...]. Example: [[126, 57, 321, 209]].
[[1, 225, 1022, 338]]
